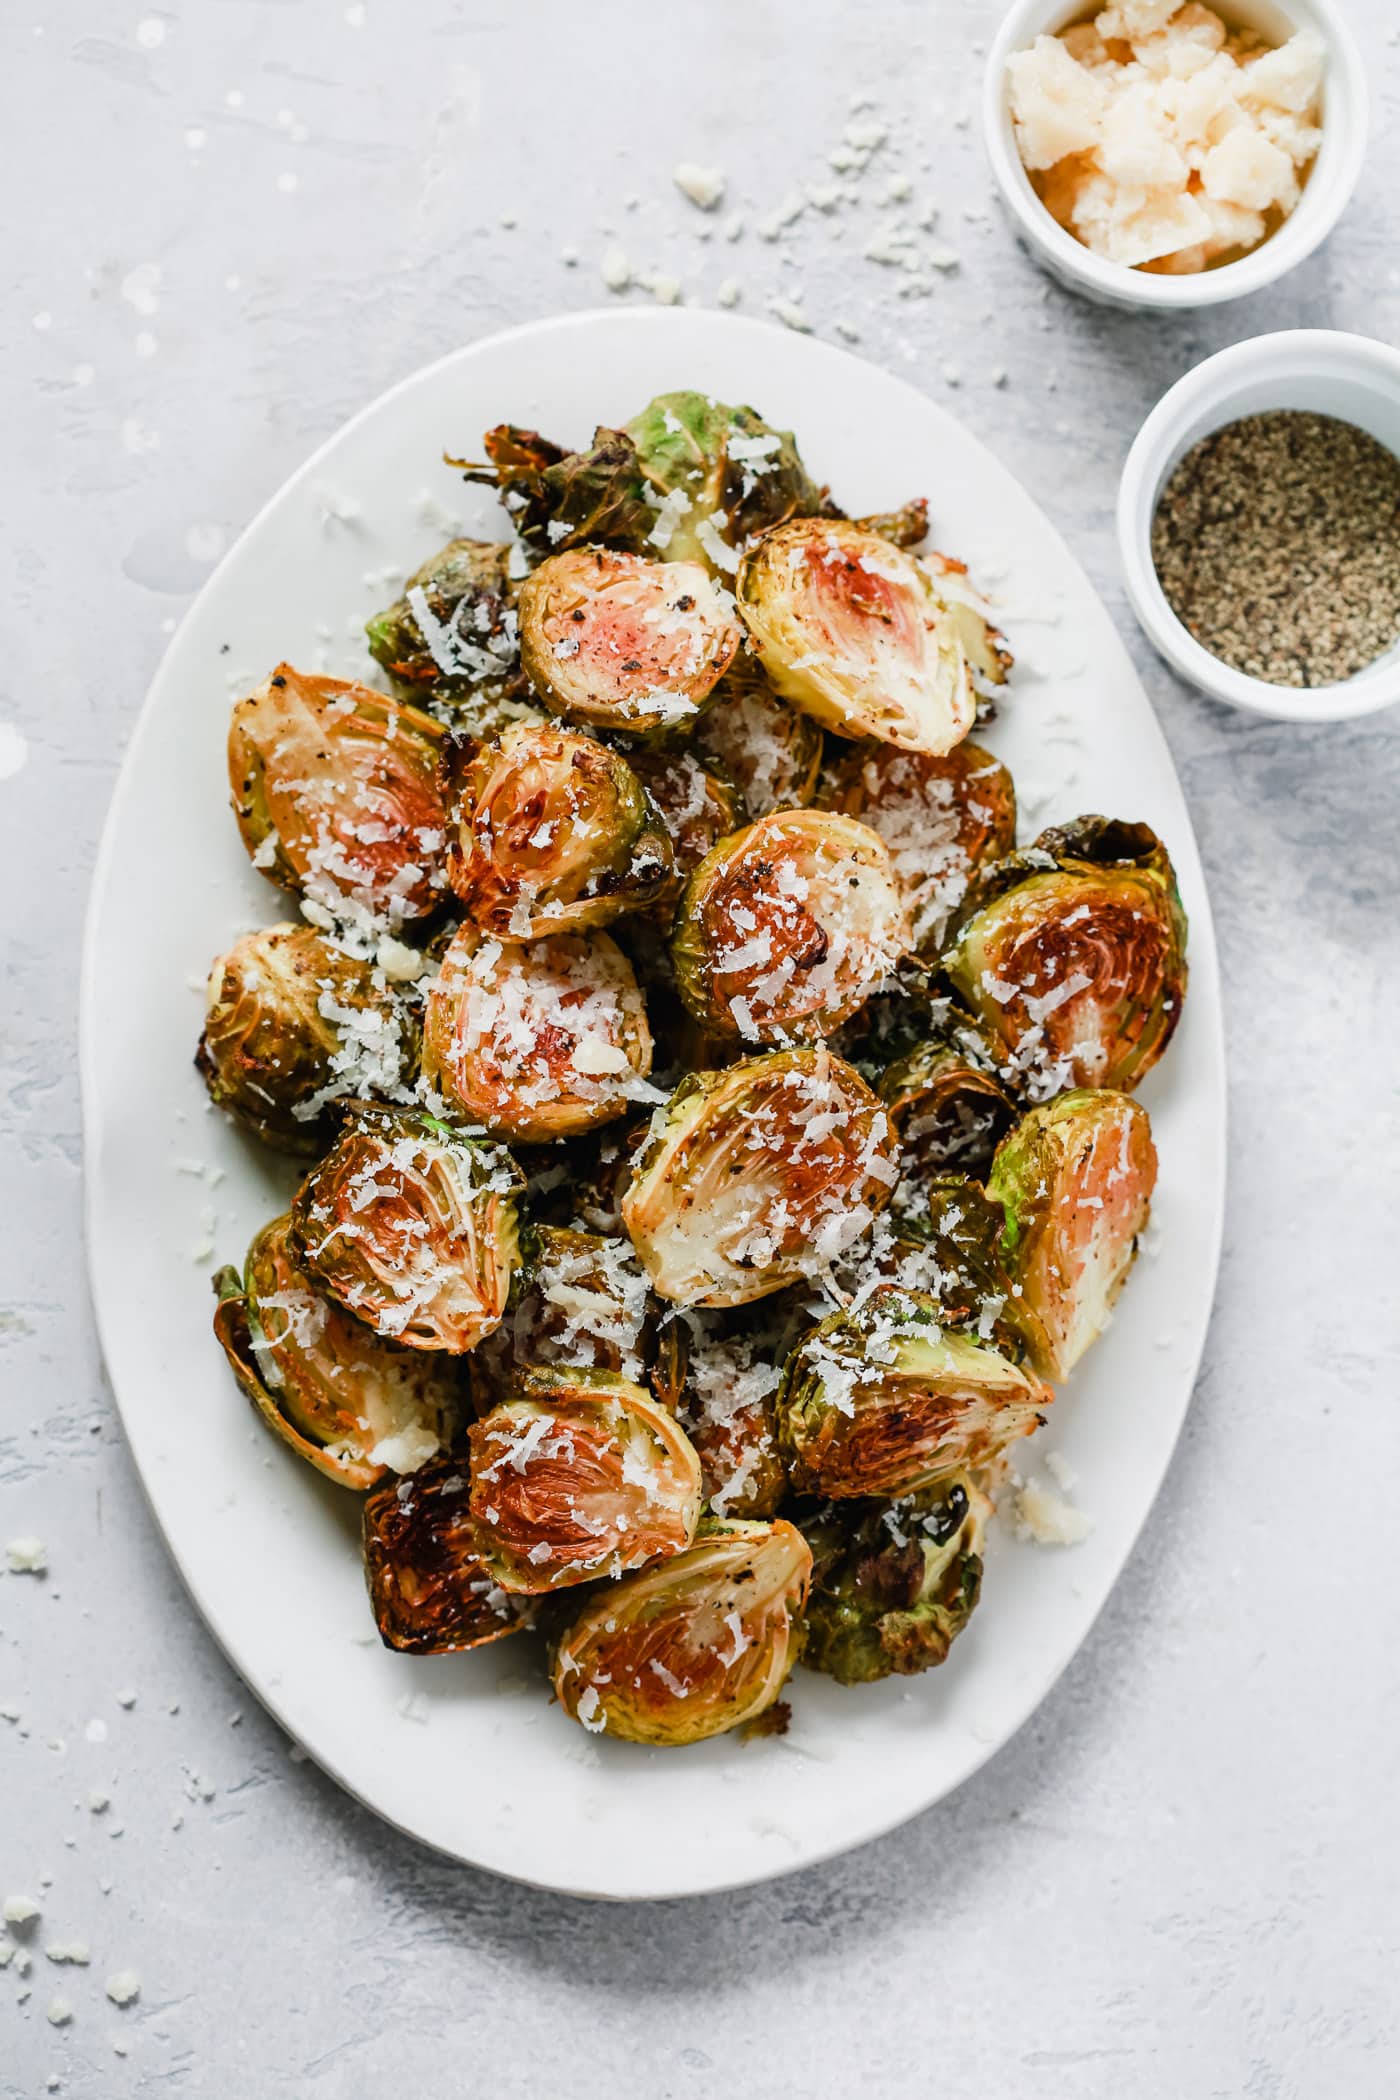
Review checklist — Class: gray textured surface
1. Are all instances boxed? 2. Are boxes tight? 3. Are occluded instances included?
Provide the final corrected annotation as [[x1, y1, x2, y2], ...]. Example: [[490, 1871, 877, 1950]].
[[3, 2, 1399, 2093]]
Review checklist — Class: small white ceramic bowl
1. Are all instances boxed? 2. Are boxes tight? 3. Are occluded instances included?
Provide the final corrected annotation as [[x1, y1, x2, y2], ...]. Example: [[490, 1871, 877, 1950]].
[[1117, 329, 1400, 721], [983, 0, 1368, 312]]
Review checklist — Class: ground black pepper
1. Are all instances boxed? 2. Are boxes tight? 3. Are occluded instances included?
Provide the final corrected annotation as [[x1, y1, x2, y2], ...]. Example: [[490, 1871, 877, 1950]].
[[1150, 410, 1400, 687]]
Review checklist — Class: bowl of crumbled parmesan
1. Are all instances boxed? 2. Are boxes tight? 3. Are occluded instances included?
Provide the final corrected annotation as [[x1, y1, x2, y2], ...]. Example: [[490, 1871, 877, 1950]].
[[983, 0, 1367, 308], [1118, 329, 1400, 720]]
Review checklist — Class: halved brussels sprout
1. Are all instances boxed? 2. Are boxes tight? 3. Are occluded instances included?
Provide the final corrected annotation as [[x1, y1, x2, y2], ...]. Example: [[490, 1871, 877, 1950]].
[[889, 1174, 1042, 1363], [989, 1088, 1157, 1381], [621, 1045, 900, 1307], [821, 739, 1016, 956], [365, 537, 518, 703], [671, 810, 910, 1045], [551, 1517, 811, 1745], [421, 924, 655, 1142], [290, 1104, 522, 1353], [736, 521, 1009, 754], [677, 1323, 786, 1519], [800, 1475, 989, 1684], [229, 666, 449, 930], [879, 1025, 1018, 1187], [468, 1367, 703, 1593], [212, 1214, 460, 1489], [624, 748, 745, 885], [468, 1225, 677, 1414], [775, 1284, 1050, 1499], [942, 817, 1188, 1097], [362, 1458, 529, 1654], [517, 547, 741, 737], [695, 654, 823, 818], [196, 923, 415, 1155], [444, 722, 673, 937], [625, 390, 825, 571], [455, 422, 657, 556]]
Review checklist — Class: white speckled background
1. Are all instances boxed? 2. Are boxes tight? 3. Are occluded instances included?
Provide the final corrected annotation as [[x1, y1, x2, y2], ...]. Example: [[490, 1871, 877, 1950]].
[[3, 3, 1399, 2093]]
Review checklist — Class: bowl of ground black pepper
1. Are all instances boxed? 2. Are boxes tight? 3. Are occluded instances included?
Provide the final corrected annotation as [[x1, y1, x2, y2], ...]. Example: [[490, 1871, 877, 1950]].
[[1118, 330, 1400, 720]]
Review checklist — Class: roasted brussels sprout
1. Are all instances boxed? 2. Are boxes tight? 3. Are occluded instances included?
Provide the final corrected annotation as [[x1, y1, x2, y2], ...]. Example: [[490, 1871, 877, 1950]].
[[879, 1025, 1018, 1187], [517, 547, 741, 737], [695, 654, 823, 817], [229, 666, 449, 930], [365, 537, 518, 704], [943, 817, 1188, 1097], [671, 809, 910, 1045], [621, 1045, 899, 1307], [456, 422, 657, 556], [676, 1322, 786, 1518], [736, 521, 1009, 754], [212, 1214, 460, 1488], [362, 1459, 529, 1654], [800, 1475, 989, 1684], [290, 1104, 522, 1353], [889, 1174, 1041, 1362], [775, 1284, 1050, 1499], [196, 923, 415, 1155], [469, 1368, 703, 1593], [551, 1518, 811, 1744], [624, 748, 745, 885], [421, 924, 655, 1142], [625, 390, 825, 571], [820, 739, 1016, 956], [853, 498, 929, 550], [444, 722, 673, 937], [989, 1088, 1157, 1381]]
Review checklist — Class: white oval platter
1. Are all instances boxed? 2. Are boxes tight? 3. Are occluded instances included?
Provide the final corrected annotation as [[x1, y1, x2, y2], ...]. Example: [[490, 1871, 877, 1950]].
[[83, 308, 1225, 1901]]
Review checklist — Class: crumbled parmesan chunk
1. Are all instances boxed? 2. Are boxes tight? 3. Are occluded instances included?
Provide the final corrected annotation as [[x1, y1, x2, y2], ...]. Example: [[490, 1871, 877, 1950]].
[[1008, 6, 1324, 273], [5, 1536, 46, 1575], [1013, 1475, 1093, 1547], [105, 1969, 141, 2007], [672, 161, 726, 211]]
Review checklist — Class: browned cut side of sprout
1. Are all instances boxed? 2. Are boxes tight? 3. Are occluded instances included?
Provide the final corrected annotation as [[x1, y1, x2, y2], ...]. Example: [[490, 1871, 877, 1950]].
[[421, 924, 655, 1143], [468, 1368, 703, 1593], [820, 739, 1016, 957], [517, 547, 742, 738], [736, 520, 1007, 754], [212, 1214, 462, 1489], [228, 665, 449, 930], [362, 1459, 530, 1654], [290, 1104, 522, 1353], [671, 809, 911, 1045], [443, 721, 673, 938], [620, 1045, 900, 1307], [551, 1518, 811, 1745], [696, 653, 823, 817], [196, 922, 416, 1155]]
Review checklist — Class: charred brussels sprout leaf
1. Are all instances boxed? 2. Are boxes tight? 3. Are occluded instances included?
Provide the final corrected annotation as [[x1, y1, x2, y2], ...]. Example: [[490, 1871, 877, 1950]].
[[518, 547, 741, 738], [454, 423, 657, 556], [625, 390, 825, 570], [365, 538, 518, 704], [212, 1214, 460, 1489], [421, 924, 655, 1142], [444, 722, 673, 938], [696, 654, 824, 818], [775, 1284, 1050, 1499], [228, 666, 449, 931], [671, 809, 910, 1044], [943, 817, 1188, 1097], [551, 1518, 811, 1744], [821, 739, 1016, 957], [621, 1045, 899, 1308], [853, 498, 930, 551], [468, 1368, 703, 1593], [290, 1104, 522, 1354], [800, 1475, 990, 1684], [676, 1322, 786, 1519], [989, 1088, 1157, 1381], [362, 1459, 529, 1654], [880, 1024, 1018, 1188], [736, 521, 1010, 754], [196, 923, 416, 1155]]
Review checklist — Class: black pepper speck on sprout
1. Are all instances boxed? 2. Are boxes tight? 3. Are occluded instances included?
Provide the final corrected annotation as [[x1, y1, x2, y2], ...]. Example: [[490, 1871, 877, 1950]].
[[1151, 411, 1400, 688]]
